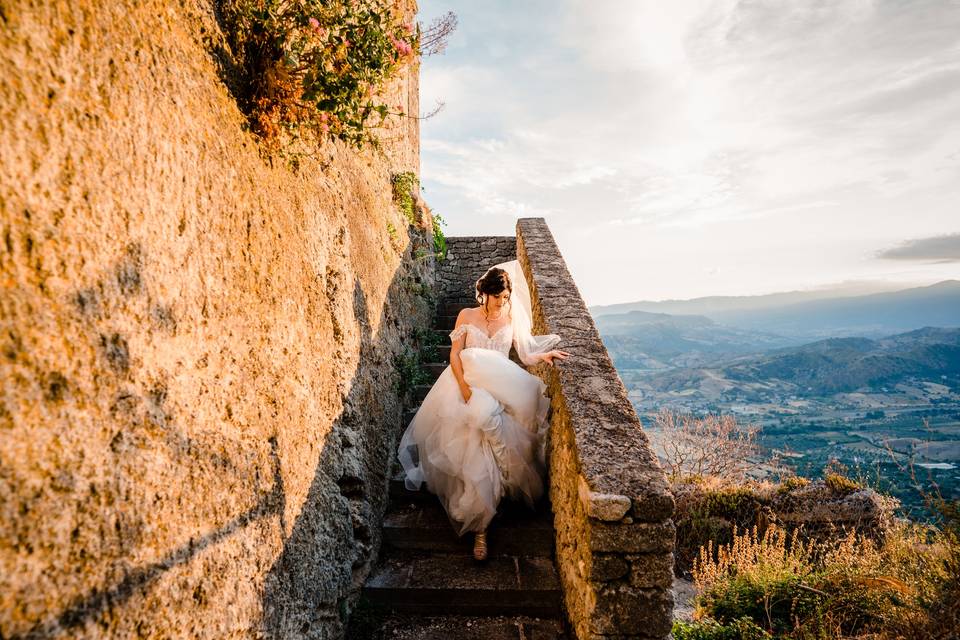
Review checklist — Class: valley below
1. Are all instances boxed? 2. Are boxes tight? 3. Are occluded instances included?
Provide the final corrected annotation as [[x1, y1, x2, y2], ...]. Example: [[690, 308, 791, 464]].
[[594, 281, 960, 519]]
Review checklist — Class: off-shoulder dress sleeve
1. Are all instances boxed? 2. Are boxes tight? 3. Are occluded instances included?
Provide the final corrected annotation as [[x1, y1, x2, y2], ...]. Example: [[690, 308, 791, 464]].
[[449, 325, 468, 342]]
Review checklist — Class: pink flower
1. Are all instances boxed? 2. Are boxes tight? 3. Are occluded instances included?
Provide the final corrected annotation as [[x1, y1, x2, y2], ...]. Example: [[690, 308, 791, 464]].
[[403, 21, 415, 34], [308, 17, 320, 30], [389, 33, 413, 56]]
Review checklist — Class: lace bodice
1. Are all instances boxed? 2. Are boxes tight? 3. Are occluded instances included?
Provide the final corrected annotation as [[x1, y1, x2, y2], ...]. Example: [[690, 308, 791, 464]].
[[449, 323, 513, 356]]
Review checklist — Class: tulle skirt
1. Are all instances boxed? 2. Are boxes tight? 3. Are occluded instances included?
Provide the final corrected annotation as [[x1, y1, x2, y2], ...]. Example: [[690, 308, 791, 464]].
[[397, 347, 551, 535]]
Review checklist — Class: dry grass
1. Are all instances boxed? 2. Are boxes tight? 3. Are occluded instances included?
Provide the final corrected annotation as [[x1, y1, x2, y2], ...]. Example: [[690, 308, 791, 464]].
[[688, 520, 959, 639]]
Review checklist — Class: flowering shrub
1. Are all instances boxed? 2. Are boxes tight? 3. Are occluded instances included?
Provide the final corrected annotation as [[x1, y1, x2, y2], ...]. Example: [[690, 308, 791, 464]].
[[223, 0, 419, 148]]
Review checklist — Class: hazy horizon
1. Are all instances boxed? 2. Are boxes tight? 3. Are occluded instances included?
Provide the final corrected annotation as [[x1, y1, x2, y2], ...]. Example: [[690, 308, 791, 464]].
[[589, 276, 957, 308], [419, 1, 960, 306]]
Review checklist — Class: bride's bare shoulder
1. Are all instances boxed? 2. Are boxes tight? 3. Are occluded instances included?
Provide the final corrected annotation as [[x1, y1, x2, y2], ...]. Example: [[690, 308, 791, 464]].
[[455, 306, 483, 326]]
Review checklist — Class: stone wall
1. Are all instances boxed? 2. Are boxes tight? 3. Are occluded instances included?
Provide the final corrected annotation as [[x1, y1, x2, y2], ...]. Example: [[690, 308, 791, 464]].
[[516, 219, 675, 640], [435, 236, 517, 301], [0, 1, 429, 638]]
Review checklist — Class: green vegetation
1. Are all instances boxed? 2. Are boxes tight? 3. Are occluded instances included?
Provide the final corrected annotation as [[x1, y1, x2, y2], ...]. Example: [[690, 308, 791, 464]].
[[390, 171, 447, 261], [776, 476, 809, 495], [673, 617, 771, 640], [681, 515, 959, 639], [391, 172, 420, 224], [413, 326, 444, 363], [431, 211, 447, 261], [221, 0, 418, 148], [675, 482, 770, 572], [392, 345, 429, 397]]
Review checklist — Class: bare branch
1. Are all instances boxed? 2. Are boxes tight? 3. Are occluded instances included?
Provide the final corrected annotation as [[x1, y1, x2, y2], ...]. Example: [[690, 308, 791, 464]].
[[419, 11, 457, 56], [652, 409, 761, 482]]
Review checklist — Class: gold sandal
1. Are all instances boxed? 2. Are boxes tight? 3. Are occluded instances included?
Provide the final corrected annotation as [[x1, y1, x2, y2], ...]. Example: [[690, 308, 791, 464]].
[[473, 530, 488, 561]]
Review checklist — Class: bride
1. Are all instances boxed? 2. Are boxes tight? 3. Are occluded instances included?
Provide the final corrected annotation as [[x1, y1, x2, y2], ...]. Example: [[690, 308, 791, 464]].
[[397, 260, 570, 561]]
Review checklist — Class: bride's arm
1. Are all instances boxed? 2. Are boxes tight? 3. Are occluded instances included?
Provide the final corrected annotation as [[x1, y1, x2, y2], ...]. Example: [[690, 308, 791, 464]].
[[449, 310, 472, 403]]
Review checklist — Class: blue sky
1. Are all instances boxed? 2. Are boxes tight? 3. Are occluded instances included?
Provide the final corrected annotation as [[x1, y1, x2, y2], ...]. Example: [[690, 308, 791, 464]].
[[417, 0, 960, 306]]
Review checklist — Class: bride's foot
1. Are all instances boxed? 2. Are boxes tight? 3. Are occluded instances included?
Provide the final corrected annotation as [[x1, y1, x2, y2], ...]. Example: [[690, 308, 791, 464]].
[[473, 530, 488, 561]]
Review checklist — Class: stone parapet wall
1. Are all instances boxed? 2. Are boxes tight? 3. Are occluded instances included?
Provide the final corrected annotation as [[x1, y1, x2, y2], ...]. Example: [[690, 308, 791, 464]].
[[435, 236, 517, 301], [516, 219, 675, 640]]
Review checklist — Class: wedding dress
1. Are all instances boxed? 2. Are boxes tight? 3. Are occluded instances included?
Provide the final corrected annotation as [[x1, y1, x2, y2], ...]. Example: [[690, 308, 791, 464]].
[[397, 260, 561, 535]]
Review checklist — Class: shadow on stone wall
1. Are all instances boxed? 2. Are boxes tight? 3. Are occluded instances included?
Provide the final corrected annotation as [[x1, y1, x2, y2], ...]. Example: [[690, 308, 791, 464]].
[[5, 252, 431, 640], [10, 437, 287, 640], [260, 273, 424, 638]]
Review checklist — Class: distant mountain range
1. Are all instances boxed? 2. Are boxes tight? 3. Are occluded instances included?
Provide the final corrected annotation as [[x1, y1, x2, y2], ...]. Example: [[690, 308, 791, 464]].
[[640, 327, 960, 397], [596, 311, 800, 369], [591, 280, 960, 340]]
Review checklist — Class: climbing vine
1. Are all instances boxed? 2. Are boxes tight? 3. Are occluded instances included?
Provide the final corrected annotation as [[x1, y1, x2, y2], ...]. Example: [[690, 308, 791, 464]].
[[391, 171, 447, 260], [222, 0, 419, 148], [391, 172, 420, 224]]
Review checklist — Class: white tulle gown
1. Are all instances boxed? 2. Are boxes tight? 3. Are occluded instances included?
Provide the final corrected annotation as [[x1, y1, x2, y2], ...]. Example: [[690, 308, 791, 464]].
[[397, 322, 552, 535]]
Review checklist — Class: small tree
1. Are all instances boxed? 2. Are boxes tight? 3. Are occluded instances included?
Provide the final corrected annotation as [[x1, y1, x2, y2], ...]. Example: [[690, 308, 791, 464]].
[[653, 409, 761, 481]]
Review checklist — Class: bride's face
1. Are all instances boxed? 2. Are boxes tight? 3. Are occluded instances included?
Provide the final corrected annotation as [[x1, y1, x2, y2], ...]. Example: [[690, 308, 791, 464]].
[[486, 290, 510, 313]]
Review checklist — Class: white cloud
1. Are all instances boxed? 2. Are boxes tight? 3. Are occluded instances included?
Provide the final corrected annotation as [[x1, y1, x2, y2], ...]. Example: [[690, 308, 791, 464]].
[[418, 0, 960, 303]]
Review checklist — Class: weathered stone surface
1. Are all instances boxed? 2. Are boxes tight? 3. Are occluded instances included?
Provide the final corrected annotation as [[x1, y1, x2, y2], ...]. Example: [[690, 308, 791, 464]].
[[591, 555, 630, 582], [773, 482, 897, 536], [436, 236, 516, 301], [590, 583, 673, 637], [0, 2, 426, 638], [590, 521, 675, 554], [579, 475, 632, 521], [628, 553, 674, 589], [516, 218, 674, 640]]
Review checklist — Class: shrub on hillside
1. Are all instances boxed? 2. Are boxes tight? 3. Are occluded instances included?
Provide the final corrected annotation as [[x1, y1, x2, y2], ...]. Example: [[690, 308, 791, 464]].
[[653, 409, 761, 482], [686, 519, 958, 639]]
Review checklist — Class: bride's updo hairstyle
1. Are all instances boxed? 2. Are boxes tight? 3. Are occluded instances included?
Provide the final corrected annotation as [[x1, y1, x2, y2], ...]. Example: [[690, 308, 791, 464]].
[[475, 267, 512, 306]]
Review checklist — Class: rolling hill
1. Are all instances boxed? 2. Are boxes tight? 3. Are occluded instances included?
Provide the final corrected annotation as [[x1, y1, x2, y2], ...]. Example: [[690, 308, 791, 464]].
[[591, 280, 960, 339]]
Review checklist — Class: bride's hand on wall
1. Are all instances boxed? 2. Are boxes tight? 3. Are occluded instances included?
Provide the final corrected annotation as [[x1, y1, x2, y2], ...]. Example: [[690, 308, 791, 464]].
[[541, 350, 570, 367]]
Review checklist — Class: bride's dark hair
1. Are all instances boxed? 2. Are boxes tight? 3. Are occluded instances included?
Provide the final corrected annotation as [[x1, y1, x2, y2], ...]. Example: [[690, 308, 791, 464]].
[[475, 267, 512, 305]]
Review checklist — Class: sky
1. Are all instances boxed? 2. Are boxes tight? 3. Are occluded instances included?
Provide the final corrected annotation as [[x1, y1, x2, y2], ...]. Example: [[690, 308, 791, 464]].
[[416, 0, 960, 306]]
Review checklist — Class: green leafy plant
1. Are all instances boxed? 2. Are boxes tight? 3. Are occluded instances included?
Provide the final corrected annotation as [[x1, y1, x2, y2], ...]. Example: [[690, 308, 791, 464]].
[[222, 0, 419, 148], [393, 345, 429, 397], [776, 476, 810, 495], [432, 211, 447, 261], [672, 617, 771, 640], [823, 459, 861, 496], [391, 171, 419, 224], [413, 326, 444, 363]]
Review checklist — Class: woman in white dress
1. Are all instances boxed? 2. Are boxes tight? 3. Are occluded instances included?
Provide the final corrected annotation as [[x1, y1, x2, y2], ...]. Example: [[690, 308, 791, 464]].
[[397, 260, 569, 560]]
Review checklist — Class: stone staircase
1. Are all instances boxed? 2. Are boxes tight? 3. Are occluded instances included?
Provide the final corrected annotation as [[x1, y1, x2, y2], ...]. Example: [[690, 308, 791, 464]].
[[348, 298, 569, 640]]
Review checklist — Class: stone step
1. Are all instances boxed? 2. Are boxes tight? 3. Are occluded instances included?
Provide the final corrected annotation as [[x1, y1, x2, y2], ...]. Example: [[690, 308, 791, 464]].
[[439, 300, 477, 317], [362, 552, 562, 617], [423, 362, 446, 379], [413, 384, 431, 403], [368, 614, 568, 639], [434, 314, 458, 330], [383, 500, 554, 557], [389, 469, 437, 504], [436, 345, 451, 362], [428, 328, 450, 343]]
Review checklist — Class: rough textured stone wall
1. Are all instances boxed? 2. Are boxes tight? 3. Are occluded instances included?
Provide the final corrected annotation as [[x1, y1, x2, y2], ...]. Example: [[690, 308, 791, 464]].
[[516, 219, 675, 640], [0, 1, 430, 638], [435, 236, 516, 301]]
